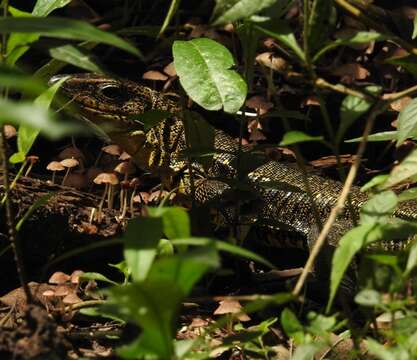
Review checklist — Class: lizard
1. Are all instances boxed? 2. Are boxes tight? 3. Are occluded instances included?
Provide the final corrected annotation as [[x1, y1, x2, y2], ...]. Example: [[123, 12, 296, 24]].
[[50, 73, 417, 252]]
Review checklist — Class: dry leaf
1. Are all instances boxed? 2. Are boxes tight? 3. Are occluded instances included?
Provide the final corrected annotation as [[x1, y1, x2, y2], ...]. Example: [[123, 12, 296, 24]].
[[142, 70, 168, 81], [331, 63, 370, 84], [256, 52, 288, 72]]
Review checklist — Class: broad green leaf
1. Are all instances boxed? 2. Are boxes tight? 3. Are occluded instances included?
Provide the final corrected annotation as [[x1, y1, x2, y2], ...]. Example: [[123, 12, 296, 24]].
[[0, 64, 46, 95], [337, 92, 374, 144], [405, 241, 417, 276], [81, 272, 119, 286], [366, 338, 401, 360], [313, 31, 383, 62], [0, 17, 141, 57], [11, 75, 68, 164], [397, 97, 417, 145], [0, 99, 79, 139], [212, 0, 278, 26], [49, 45, 104, 73], [173, 38, 247, 114], [345, 130, 397, 143], [281, 308, 304, 343], [32, 0, 72, 16], [307, 0, 333, 55], [129, 110, 171, 131], [413, 13, 417, 39], [292, 343, 324, 360], [360, 174, 389, 192], [279, 130, 323, 146], [123, 217, 163, 281], [307, 313, 336, 334], [159, 0, 181, 36], [254, 21, 305, 62], [328, 221, 417, 310], [171, 237, 274, 268], [360, 190, 398, 225], [149, 207, 191, 239], [354, 289, 382, 307], [382, 148, 417, 189], [398, 188, 417, 202]]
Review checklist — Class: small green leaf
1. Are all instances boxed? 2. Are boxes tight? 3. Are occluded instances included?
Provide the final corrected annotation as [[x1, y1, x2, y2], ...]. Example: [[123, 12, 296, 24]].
[[360, 174, 389, 192], [123, 217, 163, 281], [81, 272, 119, 286], [159, 0, 181, 36], [354, 289, 382, 307], [345, 130, 397, 143], [129, 110, 172, 131], [173, 38, 247, 114], [32, 0, 72, 16], [49, 45, 104, 73], [281, 308, 304, 343], [337, 92, 374, 144], [367, 338, 399, 360], [398, 188, 417, 202], [292, 343, 324, 360], [397, 97, 417, 145], [211, 0, 278, 26], [254, 21, 305, 62], [150, 207, 191, 239], [386, 55, 417, 79], [0, 64, 46, 95], [405, 241, 417, 276], [360, 190, 398, 225], [382, 148, 417, 189], [307, 0, 333, 55], [279, 130, 323, 146], [0, 17, 141, 57]]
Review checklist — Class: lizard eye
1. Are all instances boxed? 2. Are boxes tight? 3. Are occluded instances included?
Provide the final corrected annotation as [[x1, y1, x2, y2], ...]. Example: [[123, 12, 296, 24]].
[[99, 84, 126, 101]]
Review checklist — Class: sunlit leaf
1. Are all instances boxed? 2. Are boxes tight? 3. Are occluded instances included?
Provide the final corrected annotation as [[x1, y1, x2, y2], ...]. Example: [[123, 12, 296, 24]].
[[211, 0, 278, 26], [397, 97, 417, 145], [382, 148, 417, 189], [354, 289, 382, 307], [173, 38, 247, 114], [49, 44, 104, 73], [360, 191, 398, 225], [0, 17, 141, 57], [345, 131, 397, 143], [32, 0, 72, 16], [279, 130, 323, 146], [149, 207, 191, 239]]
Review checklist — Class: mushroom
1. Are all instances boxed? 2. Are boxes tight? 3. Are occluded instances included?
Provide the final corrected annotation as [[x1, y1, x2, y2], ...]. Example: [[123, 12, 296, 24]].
[[118, 180, 131, 220], [119, 151, 131, 161], [213, 300, 250, 333], [60, 158, 80, 186], [4, 125, 16, 139], [114, 161, 135, 182], [129, 177, 140, 215], [48, 271, 71, 285], [95, 144, 123, 167], [24, 155, 39, 177], [46, 161, 65, 184], [93, 172, 119, 222]]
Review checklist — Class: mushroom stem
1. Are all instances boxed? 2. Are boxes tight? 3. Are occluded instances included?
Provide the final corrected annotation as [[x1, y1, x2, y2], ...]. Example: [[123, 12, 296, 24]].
[[62, 167, 71, 186], [24, 162, 33, 177], [97, 183, 109, 223], [51, 171, 56, 184]]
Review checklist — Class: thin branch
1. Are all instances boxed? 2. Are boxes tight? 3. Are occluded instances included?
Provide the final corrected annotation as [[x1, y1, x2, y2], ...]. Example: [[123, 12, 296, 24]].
[[314, 78, 374, 101]]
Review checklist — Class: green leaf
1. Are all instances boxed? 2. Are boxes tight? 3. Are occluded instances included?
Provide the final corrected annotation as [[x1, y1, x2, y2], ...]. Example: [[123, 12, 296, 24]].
[[360, 174, 389, 192], [49, 44, 104, 73], [397, 97, 417, 145], [366, 338, 400, 360], [307, 0, 333, 55], [405, 241, 417, 276], [0, 64, 46, 95], [292, 343, 324, 360], [354, 289, 382, 307], [211, 0, 278, 26], [149, 207, 191, 239], [281, 308, 304, 343], [382, 148, 417, 189], [279, 130, 323, 146], [159, 0, 181, 36], [360, 190, 398, 225], [0, 17, 141, 57], [32, 0, 72, 16], [171, 237, 274, 268], [345, 130, 397, 143], [398, 188, 417, 202], [173, 38, 247, 114], [11, 75, 68, 164], [337, 92, 374, 144], [81, 272, 119, 286], [129, 110, 172, 131], [123, 217, 163, 281], [0, 99, 80, 139], [254, 21, 305, 62]]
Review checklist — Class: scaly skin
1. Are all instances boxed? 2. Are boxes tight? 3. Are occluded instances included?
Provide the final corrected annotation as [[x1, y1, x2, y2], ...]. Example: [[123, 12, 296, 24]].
[[53, 73, 417, 250]]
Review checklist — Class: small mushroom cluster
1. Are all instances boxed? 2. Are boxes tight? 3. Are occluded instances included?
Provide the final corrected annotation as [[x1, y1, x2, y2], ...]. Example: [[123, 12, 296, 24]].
[[42, 270, 85, 317]]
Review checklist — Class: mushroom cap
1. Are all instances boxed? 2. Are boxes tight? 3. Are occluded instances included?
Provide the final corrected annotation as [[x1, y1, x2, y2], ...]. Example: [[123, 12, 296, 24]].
[[4, 125, 17, 139], [42, 289, 56, 298], [63, 293, 82, 305], [114, 161, 135, 175], [54, 285, 72, 297], [102, 144, 122, 156], [142, 70, 168, 81], [49, 271, 71, 285], [93, 172, 119, 185], [70, 270, 84, 285], [129, 177, 140, 187], [119, 152, 131, 161], [46, 161, 65, 171], [60, 158, 80, 168], [26, 155, 39, 163]]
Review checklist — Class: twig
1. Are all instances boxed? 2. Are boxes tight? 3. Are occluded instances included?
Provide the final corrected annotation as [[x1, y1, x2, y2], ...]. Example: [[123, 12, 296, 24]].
[[314, 78, 373, 101]]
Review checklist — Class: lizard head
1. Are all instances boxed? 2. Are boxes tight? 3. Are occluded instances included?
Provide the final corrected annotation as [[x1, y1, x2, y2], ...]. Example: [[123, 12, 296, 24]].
[[50, 73, 183, 173]]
